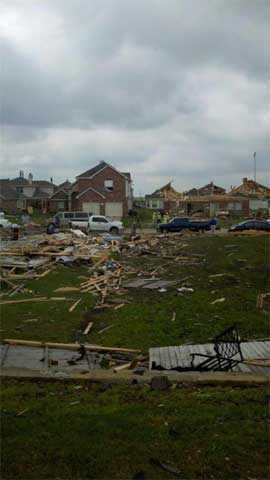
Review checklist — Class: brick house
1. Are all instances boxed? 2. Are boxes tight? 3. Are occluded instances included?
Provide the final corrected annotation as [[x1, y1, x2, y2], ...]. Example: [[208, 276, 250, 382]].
[[49, 180, 73, 212], [72, 162, 133, 218], [0, 172, 56, 213]]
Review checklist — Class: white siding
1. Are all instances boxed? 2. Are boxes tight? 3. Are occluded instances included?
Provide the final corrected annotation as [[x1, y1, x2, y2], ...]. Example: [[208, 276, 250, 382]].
[[250, 200, 268, 210]]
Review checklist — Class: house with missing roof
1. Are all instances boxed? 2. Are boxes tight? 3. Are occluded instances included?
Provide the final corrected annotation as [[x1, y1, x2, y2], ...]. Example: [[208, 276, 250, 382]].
[[184, 181, 226, 196], [145, 182, 181, 211], [71, 161, 133, 218], [229, 177, 270, 212]]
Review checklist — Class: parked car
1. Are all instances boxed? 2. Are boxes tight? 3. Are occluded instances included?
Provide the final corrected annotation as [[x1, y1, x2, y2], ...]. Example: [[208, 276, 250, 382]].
[[158, 217, 211, 233], [56, 211, 92, 226], [229, 219, 270, 232], [71, 215, 123, 235]]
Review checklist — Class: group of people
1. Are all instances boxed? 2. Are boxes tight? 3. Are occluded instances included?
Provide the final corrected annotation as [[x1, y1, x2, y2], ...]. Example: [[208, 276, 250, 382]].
[[152, 211, 169, 225]]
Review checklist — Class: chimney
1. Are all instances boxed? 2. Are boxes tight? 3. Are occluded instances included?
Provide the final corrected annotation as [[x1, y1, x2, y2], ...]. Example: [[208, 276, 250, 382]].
[[19, 170, 24, 179], [28, 172, 33, 185], [243, 177, 248, 185]]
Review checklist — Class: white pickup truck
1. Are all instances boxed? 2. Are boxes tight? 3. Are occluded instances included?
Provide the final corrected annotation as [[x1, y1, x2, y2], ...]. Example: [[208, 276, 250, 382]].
[[71, 215, 123, 235]]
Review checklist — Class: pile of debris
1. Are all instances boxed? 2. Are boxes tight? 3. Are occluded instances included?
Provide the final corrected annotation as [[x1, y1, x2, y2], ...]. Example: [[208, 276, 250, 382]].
[[0, 232, 120, 297]]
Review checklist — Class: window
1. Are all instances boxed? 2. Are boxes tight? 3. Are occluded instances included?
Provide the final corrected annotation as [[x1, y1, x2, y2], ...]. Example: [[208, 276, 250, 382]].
[[57, 201, 65, 209], [104, 179, 114, 191], [64, 212, 74, 219], [244, 221, 255, 229], [92, 216, 108, 223], [75, 212, 89, 219], [16, 186, 24, 193]]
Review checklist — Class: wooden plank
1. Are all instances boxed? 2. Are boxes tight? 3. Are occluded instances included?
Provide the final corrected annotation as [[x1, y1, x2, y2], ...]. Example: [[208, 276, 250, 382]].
[[54, 287, 80, 292], [83, 322, 93, 335], [4, 339, 141, 353], [0, 297, 70, 306], [69, 298, 82, 312], [114, 303, 125, 311], [113, 362, 132, 372]]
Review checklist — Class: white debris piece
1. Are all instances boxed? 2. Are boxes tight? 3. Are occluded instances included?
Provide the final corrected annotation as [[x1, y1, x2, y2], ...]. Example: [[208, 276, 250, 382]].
[[177, 287, 194, 293], [71, 229, 88, 238]]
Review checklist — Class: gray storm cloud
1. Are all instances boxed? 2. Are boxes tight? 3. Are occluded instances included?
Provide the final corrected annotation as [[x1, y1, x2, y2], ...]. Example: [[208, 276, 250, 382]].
[[0, 0, 269, 193]]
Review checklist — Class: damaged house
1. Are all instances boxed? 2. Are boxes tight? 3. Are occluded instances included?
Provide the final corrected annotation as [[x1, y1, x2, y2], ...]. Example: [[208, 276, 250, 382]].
[[229, 178, 270, 212], [184, 181, 226, 196], [145, 182, 181, 211], [178, 195, 250, 217]]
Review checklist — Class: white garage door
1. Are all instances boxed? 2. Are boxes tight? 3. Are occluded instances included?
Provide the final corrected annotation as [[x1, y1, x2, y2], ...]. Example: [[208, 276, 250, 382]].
[[82, 202, 100, 214], [105, 202, 123, 218]]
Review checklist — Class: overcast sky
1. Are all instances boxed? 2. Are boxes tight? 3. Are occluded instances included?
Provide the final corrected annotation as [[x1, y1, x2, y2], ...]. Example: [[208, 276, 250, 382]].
[[1, 0, 269, 194]]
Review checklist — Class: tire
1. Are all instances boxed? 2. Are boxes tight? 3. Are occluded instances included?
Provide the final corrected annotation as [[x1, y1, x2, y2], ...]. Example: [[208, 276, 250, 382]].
[[110, 227, 119, 235], [160, 227, 164, 233]]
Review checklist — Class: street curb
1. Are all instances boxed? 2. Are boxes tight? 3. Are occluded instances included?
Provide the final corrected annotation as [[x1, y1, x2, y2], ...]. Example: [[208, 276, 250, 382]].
[[1, 368, 269, 386]]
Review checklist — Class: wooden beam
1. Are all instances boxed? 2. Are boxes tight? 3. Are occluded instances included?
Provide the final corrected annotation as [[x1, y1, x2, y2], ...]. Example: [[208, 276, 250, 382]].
[[4, 338, 142, 353], [0, 297, 70, 305]]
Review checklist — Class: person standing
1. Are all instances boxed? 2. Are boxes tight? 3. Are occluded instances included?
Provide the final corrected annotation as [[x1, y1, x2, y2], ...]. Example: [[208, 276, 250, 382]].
[[21, 210, 30, 226], [210, 217, 217, 234], [53, 214, 60, 229]]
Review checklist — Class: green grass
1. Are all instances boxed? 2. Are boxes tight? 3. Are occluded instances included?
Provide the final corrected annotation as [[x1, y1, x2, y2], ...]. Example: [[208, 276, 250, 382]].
[[1, 235, 269, 479], [0, 265, 96, 344], [1, 380, 269, 479], [1, 235, 269, 348], [123, 207, 154, 227]]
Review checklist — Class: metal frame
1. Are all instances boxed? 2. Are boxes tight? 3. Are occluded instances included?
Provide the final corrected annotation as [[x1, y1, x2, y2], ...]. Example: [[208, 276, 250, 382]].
[[190, 325, 244, 372]]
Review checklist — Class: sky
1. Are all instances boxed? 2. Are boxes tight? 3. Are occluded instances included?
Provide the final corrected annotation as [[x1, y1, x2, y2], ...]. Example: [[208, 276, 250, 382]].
[[0, 0, 269, 195]]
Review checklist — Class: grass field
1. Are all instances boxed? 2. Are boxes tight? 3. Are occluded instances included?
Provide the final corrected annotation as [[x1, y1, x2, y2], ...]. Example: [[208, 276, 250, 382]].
[[1, 233, 269, 479], [1, 235, 269, 348], [1, 380, 269, 479]]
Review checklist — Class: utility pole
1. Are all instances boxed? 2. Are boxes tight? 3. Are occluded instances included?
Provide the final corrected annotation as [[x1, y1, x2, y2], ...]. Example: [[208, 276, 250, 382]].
[[253, 152, 257, 182]]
